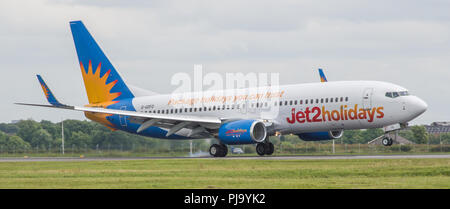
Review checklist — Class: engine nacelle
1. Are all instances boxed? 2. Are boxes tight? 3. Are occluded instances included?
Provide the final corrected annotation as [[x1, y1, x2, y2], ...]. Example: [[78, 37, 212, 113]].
[[218, 120, 267, 145], [297, 130, 344, 141]]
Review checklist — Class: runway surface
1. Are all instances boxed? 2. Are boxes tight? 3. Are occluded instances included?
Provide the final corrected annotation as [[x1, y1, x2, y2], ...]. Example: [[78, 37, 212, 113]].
[[0, 154, 449, 162]]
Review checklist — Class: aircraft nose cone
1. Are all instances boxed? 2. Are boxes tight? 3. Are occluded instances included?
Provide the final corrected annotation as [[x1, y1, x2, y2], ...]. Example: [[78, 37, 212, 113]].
[[410, 96, 427, 116]]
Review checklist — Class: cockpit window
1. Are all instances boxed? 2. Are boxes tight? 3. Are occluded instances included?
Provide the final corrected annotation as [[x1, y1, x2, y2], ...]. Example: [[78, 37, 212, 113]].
[[385, 91, 409, 98], [399, 91, 409, 96]]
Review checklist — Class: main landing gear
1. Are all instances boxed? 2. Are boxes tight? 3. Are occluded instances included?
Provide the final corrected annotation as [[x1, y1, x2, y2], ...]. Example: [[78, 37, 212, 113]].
[[209, 142, 275, 157], [381, 136, 393, 146], [209, 144, 228, 157], [209, 135, 275, 157], [256, 142, 274, 156]]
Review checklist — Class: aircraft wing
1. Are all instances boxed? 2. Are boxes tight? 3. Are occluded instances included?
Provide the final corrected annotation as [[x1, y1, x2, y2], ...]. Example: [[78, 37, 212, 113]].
[[15, 102, 222, 137], [16, 75, 223, 138], [14, 102, 221, 124]]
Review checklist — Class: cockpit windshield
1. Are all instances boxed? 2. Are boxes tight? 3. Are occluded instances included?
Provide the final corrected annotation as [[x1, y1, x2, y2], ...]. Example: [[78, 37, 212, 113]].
[[385, 91, 409, 98], [398, 91, 409, 96]]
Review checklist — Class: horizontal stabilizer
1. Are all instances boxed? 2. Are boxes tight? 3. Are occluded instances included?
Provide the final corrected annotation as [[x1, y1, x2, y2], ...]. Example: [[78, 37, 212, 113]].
[[36, 75, 69, 107]]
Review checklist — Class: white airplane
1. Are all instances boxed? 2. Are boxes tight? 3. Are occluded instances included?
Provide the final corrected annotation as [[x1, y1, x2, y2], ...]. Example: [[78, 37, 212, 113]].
[[16, 21, 428, 157]]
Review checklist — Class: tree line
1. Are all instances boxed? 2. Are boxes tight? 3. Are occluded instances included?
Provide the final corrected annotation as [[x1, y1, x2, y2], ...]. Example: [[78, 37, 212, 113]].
[[0, 119, 208, 152], [0, 119, 448, 151]]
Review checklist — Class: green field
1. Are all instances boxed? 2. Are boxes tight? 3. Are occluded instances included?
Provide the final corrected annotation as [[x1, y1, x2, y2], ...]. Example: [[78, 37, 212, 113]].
[[0, 158, 449, 188]]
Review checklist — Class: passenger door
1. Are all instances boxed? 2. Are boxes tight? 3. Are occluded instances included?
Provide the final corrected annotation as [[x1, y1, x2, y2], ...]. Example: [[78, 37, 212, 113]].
[[362, 88, 373, 110]]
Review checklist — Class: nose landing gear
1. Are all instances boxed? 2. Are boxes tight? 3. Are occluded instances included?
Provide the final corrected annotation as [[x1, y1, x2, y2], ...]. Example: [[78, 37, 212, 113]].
[[381, 137, 393, 146], [379, 123, 406, 146]]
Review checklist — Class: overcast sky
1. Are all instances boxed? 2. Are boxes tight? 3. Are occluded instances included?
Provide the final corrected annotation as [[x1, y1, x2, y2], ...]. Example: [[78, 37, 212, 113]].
[[1, 0, 449, 125]]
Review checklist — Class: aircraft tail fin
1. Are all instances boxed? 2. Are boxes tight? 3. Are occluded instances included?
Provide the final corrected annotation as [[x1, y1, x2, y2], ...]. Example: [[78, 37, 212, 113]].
[[69, 20, 134, 105], [318, 68, 328, 82]]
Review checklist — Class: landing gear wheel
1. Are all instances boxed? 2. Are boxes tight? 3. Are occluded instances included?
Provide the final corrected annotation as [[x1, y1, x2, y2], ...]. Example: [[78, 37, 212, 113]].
[[382, 137, 393, 146], [220, 144, 228, 157], [209, 144, 220, 157], [265, 142, 274, 155], [388, 138, 393, 146], [209, 144, 228, 157], [256, 143, 266, 156]]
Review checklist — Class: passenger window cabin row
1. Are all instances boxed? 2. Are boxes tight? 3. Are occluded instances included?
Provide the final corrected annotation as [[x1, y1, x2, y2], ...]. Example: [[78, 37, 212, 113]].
[[276, 97, 349, 106], [140, 97, 349, 114]]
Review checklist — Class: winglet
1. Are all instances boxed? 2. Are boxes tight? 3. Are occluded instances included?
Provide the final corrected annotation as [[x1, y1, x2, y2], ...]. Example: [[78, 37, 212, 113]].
[[36, 75, 65, 107], [318, 68, 327, 82]]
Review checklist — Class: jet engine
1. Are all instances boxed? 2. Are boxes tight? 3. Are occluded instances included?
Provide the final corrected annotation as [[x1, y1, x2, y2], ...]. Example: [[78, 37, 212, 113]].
[[218, 120, 267, 145], [297, 130, 344, 141]]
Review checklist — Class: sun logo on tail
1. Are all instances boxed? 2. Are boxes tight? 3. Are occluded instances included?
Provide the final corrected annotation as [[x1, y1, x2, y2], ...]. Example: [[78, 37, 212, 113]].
[[80, 60, 121, 130], [80, 61, 121, 104]]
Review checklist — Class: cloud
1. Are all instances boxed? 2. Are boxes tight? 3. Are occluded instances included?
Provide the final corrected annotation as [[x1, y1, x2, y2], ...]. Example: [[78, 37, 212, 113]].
[[0, 0, 449, 124]]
